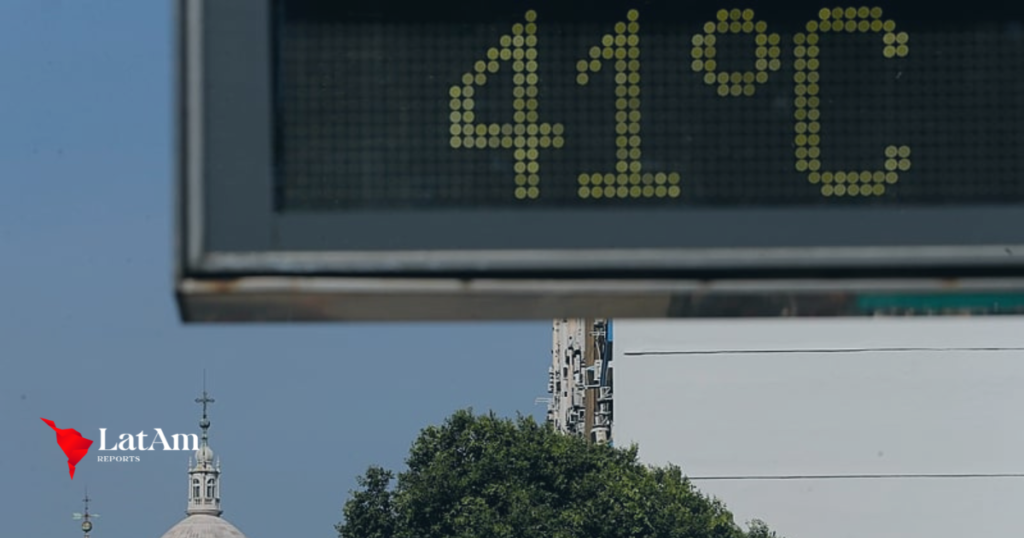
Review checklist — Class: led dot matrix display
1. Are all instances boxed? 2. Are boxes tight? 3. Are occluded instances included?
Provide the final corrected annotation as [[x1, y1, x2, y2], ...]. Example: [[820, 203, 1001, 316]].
[[275, 0, 1024, 210]]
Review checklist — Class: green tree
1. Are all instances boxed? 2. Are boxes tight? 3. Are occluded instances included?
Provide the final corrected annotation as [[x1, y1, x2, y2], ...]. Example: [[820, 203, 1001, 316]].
[[337, 409, 783, 538]]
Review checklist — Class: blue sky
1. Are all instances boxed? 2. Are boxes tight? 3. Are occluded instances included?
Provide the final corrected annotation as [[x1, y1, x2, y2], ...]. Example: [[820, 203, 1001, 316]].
[[0, 1, 551, 536]]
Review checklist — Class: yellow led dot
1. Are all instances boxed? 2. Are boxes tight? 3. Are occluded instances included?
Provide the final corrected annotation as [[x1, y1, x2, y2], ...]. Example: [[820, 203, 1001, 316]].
[[898, 146, 911, 158], [834, 185, 847, 196], [871, 6, 883, 18], [796, 160, 808, 172], [756, 58, 768, 71], [525, 149, 538, 160], [624, 173, 639, 184], [475, 124, 487, 136], [627, 21, 639, 33], [717, 21, 729, 32], [740, 8, 754, 21], [796, 84, 807, 97], [896, 32, 909, 44], [668, 173, 680, 185], [473, 73, 485, 85], [795, 134, 808, 146], [725, 8, 739, 20], [808, 172, 821, 184], [601, 35, 614, 48], [578, 186, 591, 198], [842, 7, 855, 19], [450, 136, 463, 148], [883, 20, 896, 31], [872, 184, 885, 195], [730, 21, 742, 32], [896, 45, 908, 57], [525, 23, 536, 35], [769, 59, 781, 70], [603, 48, 614, 59], [614, 186, 627, 197], [795, 45, 806, 58], [743, 84, 756, 96], [809, 147, 820, 158], [628, 59, 640, 72], [650, 172, 664, 185], [717, 85, 729, 96], [884, 171, 897, 183], [857, 6, 869, 18], [885, 159, 898, 171], [859, 171, 872, 183], [821, 185, 834, 196], [524, 10, 537, 22], [528, 174, 540, 186], [576, 73, 589, 85], [743, 71, 756, 83], [588, 59, 602, 72], [808, 134, 820, 145], [819, 7, 831, 19], [871, 171, 884, 183], [692, 47, 704, 60], [639, 185, 652, 197], [466, 136, 480, 148], [463, 111, 475, 123], [654, 186, 667, 197], [716, 9, 729, 21], [808, 160, 820, 171], [701, 72, 714, 85], [515, 174, 528, 186], [871, 19, 883, 31], [807, 59, 819, 69], [843, 20, 855, 31], [728, 72, 741, 84], [526, 111, 538, 122], [885, 146, 898, 158], [666, 185, 680, 197], [577, 59, 589, 72], [858, 20, 870, 32], [512, 23, 524, 35], [821, 172, 833, 183], [807, 85, 819, 96], [614, 21, 626, 34], [832, 7, 844, 19], [848, 185, 860, 196], [513, 60, 524, 72], [627, 34, 639, 46], [807, 20, 819, 32], [898, 159, 911, 171], [741, 21, 753, 32], [692, 34, 705, 47], [835, 171, 849, 183], [499, 48, 512, 61], [626, 185, 639, 197], [589, 46, 602, 59]]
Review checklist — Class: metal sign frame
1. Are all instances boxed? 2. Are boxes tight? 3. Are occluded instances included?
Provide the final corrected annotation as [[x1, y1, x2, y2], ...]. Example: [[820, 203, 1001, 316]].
[[176, 0, 1024, 321]]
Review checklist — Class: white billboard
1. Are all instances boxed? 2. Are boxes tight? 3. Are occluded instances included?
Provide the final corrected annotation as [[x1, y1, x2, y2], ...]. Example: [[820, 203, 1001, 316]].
[[612, 318, 1024, 538]]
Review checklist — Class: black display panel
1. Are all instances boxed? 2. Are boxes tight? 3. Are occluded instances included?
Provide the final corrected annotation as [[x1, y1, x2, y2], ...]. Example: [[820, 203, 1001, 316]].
[[273, 1, 1024, 210]]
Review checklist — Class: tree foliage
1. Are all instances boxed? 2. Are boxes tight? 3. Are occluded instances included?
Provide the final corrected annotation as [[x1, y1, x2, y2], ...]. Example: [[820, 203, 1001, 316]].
[[337, 409, 783, 538]]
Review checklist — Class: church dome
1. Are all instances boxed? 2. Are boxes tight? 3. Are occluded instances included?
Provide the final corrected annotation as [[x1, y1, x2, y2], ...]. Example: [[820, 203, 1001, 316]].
[[159, 514, 247, 538], [195, 444, 215, 463]]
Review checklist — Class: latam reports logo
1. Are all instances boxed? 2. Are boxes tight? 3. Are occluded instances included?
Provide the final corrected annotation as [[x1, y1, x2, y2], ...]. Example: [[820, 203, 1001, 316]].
[[41, 418, 93, 479]]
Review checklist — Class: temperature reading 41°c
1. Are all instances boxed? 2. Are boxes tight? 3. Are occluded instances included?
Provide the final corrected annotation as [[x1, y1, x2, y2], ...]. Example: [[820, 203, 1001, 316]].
[[275, 0, 1024, 210]]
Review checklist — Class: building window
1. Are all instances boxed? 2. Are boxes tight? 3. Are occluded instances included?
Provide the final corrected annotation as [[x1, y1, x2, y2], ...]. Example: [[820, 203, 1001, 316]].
[[192, 479, 200, 499], [206, 477, 215, 498]]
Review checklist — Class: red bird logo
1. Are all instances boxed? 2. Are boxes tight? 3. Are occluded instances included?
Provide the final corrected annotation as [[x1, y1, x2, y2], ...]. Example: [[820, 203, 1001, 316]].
[[41, 418, 93, 479]]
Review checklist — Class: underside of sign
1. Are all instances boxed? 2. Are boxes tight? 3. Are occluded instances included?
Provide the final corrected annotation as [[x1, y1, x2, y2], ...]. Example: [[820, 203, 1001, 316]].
[[176, 0, 1024, 321]]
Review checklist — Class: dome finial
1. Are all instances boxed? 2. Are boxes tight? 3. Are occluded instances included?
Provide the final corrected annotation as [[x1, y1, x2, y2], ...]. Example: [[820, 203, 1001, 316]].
[[195, 370, 214, 442]]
